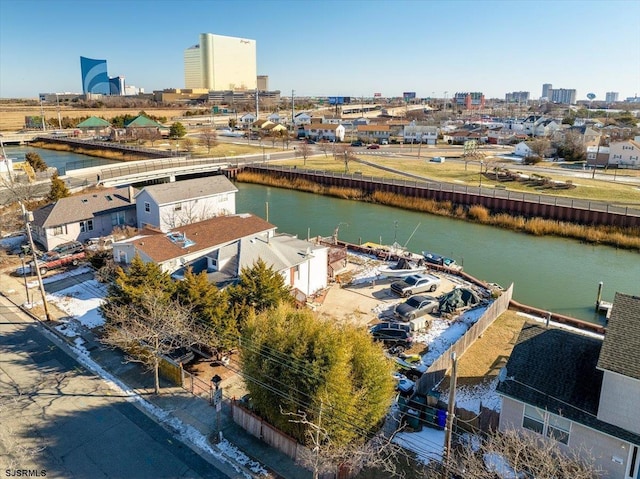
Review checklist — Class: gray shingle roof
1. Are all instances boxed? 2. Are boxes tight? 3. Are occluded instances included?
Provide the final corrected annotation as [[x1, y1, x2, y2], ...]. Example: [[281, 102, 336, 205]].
[[32, 187, 135, 228], [136, 176, 237, 206], [597, 293, 640, 380], [497, 323, 640, 444]]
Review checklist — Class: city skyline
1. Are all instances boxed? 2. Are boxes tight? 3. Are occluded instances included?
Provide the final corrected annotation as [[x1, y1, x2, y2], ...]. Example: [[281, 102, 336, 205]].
[[0, 0, 639, 100]]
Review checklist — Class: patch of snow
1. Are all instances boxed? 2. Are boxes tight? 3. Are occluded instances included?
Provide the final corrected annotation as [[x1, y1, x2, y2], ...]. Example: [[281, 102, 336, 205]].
[[394, 426, 445, 465], [515, 311, 604, 340], [442, 378, 502, 414], [42, 265, 93, 284], [47, 279, 106, 329]]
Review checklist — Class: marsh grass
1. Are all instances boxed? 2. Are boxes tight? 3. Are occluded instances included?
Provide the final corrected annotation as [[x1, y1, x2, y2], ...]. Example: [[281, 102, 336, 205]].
[[238, 171, 640, 251]]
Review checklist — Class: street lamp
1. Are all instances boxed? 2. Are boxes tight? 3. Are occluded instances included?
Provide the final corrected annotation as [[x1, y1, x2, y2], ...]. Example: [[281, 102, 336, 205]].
[[211, 374, 222, 443], [479, 160, 484, 188]]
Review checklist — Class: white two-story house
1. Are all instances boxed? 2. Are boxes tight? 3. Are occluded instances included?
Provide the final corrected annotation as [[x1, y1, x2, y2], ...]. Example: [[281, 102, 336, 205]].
[[135, 176, 237, 233], [497, 292, 640, 479], [609, 139, 640, 168]]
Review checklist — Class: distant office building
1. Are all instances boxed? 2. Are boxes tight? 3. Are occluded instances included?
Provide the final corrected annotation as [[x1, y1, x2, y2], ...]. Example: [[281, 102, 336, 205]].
[[257, 75, 269, 91], [80, 56, 110, 95], [505, 91, 530, 103], [453, 92, 485, 110], [109, 76, 125, 95], [605, 92, 619, 103], [541, 83, 553, 100], [551, 88, 577, 104], [184, 33, 257, 91]]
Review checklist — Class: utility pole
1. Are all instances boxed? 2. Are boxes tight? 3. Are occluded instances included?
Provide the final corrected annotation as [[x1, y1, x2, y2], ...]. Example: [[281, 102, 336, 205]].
[[291, 89, 295, 134], [255, 88, 259, 120], [313, 401, 323, 479], [21, 203, 51, 321], [443, 352, 458, 479], [39, 95, 46, 131], [56, 93, 62, 129]]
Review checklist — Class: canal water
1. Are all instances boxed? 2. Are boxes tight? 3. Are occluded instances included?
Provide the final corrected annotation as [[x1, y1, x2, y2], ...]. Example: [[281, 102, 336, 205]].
[[11, 147, 638, 323], [235, 183, 639, 324], [2, 145, 121, 175]]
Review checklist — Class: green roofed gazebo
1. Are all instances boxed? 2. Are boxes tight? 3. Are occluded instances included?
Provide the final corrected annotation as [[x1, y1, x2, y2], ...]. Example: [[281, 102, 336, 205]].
[[125, 115, 165, 128], [76, 116, 112, 129]]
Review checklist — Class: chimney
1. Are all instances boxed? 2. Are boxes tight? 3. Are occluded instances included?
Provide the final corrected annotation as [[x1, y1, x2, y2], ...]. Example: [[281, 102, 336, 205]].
[[128, 185, 135, 201]]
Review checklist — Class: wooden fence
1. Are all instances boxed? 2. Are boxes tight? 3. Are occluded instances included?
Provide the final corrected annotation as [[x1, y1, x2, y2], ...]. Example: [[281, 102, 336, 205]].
[[417, 284, 514, 394]]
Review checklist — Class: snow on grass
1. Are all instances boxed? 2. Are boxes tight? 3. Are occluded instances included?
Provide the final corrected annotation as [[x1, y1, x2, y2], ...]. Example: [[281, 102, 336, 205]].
[[443, 377, 501, 414], [47, 281, 106, 329], [42, 265, 93, 284], [394, 426, 445, 465]]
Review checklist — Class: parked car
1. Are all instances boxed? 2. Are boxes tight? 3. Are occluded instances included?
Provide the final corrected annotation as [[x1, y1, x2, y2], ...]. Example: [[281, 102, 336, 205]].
[[350, 141, 363, 147], [394, 295, 439, 321], [391, 273, 441, 297], [369, 323, 413, 351], [380, 139, 389, 145], [50, 240, 84, 257], [367, 144, 380, 149], [85, 236, 115, 251]]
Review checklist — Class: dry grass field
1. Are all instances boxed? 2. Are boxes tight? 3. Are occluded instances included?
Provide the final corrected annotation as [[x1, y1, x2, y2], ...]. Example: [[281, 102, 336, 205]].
[[0, 104, 188, 131]]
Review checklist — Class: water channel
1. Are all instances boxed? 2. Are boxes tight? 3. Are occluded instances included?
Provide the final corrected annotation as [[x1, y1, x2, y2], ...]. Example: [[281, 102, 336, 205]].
[[7, 146, 638, 324]]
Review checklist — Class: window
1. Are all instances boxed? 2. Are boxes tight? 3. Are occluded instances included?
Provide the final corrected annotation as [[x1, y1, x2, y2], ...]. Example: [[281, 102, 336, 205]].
[[52, 225, 66, 236], [174, 203, 182, 212], [111, 211, 125, 226], [547, 414, 570, 445], [144, 202, 150, 213], [523, 405, 545, 434], [80, 220, 94, 233]]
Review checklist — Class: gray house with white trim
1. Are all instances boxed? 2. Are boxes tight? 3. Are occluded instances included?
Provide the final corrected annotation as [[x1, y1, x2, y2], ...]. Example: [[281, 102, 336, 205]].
[[135, 176, 237, 233], [497, 293, 640, 479]]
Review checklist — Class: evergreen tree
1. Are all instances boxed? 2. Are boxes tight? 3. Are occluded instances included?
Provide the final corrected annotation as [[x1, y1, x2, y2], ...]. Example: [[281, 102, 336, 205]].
[[169, 122, 187, 139], [48, 172, 70, 201], [240, 303, 396, 450], [227, 258, 294, 325], [101, 255, 175, 324], [25, 152, 48, 172], [173, 268, 238, 356]]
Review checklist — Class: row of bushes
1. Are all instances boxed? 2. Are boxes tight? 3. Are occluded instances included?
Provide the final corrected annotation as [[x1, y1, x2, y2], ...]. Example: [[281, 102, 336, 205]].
[[237, 171, 640, 251]]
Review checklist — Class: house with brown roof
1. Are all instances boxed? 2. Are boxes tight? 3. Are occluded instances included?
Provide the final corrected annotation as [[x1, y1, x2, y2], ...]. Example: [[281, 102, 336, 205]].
[[30, 186, 137, 250], [496, 292, 640, 478], [135, 176, 237, 233], [112, 214, 328, 297]]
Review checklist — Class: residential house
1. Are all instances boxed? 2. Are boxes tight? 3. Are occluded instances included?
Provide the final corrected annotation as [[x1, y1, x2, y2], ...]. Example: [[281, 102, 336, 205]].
[[320, 115, 342, 125], [112, 214, 328, 297], [442, 130, 482, 145], [496, 292, 640, 479], [513, 141, 534, 157], [267, 113, 282, 124], [356, 124, 390, 143], [239, 113, 257, 129], [305, 123, 345, 142], [531, 118, 562, 138], [30, 186, 137, 251], [135, 176, 237, 233], [609, 139, 640, 168], [403, 123, 438, 145], [293, 112, 312, 127], [586, 145, 610, 167]]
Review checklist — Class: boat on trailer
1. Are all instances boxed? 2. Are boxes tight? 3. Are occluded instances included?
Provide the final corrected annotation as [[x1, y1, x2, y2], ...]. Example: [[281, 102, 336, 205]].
[[422, 251, 461, 270], [378, 257, 428, 278]]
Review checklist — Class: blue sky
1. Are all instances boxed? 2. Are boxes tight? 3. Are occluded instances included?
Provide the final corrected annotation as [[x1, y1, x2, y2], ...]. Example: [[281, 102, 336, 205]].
[[1, 0, 639, 100]]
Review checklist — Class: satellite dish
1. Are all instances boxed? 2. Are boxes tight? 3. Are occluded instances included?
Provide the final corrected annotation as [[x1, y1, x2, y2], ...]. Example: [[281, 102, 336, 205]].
[[587, 93, 596, 100]]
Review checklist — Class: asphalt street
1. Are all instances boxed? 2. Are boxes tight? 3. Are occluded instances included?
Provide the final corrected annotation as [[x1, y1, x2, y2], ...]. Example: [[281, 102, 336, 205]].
[[0, 296, 232, 479]]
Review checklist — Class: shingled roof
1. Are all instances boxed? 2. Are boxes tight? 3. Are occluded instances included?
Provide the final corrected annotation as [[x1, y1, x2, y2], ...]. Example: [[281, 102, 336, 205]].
[[597, 293, 640, 381], [135, 176, 238, 206], [124, 214, 275, 263], [497, 323, 640, 444], [32, 187, 135, 228]]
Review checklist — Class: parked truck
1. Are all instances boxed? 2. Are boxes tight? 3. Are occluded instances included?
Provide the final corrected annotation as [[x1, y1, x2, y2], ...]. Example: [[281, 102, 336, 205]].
[[15, 251, 86, 276]]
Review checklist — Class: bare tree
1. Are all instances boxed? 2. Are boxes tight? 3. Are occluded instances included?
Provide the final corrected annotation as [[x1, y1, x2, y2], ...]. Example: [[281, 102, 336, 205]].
[[100, 292, 198, 394], [298, 142, 312, 165], [284, 406, 406, 479], [333, 145, 356, 173], [318, 140, 330, 157], [199, 128, 218, 154], [529, 138, 551, 159], [180, 137, 195, 154], [452, 428, 602, 479]]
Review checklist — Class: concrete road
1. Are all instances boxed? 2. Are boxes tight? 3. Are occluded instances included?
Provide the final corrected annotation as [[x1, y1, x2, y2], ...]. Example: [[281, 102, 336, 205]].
[[0, 297, 232, 479]]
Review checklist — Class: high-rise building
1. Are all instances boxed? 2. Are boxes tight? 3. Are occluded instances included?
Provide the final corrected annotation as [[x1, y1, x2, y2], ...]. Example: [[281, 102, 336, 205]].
[[541, 83, 553, 100], [80, 56, 110, 95], [605, 92, 619, 103], [257, 75, 269, 91], [505, 91, 530, 103], [551, 88, 577, 104], [184, 33, 257, 91], [453, 92, 485, 109], [109, 76, 126, 95]]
